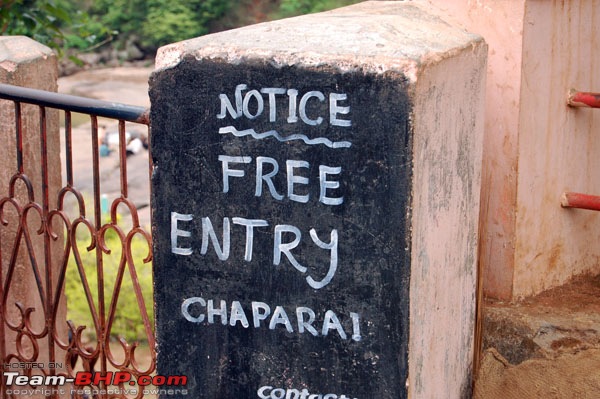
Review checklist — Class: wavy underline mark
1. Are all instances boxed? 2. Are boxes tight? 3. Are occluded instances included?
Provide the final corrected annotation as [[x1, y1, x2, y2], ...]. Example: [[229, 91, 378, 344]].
[[219, 126, 352, 149]]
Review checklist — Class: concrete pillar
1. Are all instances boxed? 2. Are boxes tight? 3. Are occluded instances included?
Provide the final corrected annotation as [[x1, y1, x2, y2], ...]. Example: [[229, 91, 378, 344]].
[[150, 2, 486, 398], [423, 0, 600, 300], [0, 36, 65, 388]]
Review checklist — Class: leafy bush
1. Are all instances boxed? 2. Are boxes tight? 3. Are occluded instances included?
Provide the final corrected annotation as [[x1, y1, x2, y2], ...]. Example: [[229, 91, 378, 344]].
[[0, 0, 68, 45], [87, 0, 147, 50], [89, 0, 232, 53], [1, 0, 361, 60], [0, 0, 112, 56], [276, 0, 361, 18]]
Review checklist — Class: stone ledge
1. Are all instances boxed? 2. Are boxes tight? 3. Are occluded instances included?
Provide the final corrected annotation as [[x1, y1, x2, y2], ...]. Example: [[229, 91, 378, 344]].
[[474, 347, 600, 398], [482, 274, 600, 365]]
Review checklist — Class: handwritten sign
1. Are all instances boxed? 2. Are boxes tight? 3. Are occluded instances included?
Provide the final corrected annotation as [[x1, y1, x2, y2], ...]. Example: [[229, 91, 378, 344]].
[[151, 60, 411, 398]]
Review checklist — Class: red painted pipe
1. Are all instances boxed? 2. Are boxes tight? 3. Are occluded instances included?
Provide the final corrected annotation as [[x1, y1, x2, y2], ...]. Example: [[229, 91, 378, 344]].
[[561, 192, 600, 211], [568, 89, 600, 108]]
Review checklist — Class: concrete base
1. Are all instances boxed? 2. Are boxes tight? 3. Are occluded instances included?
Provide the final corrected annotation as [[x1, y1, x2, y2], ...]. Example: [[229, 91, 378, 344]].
[[477, 274, 600, 395], [475, 347, 600, 398], [482, 274, 600, 364], [0, 36, 65, 382]]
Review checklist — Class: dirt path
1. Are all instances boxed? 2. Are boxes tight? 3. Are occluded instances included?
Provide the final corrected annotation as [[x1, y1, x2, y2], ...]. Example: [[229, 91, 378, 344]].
[[57, 66, 154, 228], [58, 66, 153, 107], [475, 348, 600, 398]]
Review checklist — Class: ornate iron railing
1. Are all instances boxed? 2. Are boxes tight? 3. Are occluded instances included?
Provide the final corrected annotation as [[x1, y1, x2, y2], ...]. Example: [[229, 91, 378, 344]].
[[0, 83, 154, 399]]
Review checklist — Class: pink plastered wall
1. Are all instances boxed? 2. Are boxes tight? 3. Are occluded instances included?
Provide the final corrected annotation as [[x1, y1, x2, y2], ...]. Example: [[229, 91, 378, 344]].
[[423, 0, 600, 299], [514, 1, 600, 297]]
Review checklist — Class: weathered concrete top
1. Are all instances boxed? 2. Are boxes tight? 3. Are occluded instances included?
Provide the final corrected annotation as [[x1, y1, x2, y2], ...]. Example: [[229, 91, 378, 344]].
[[155, 1, 482, 79], [0, 36, 54, 70]]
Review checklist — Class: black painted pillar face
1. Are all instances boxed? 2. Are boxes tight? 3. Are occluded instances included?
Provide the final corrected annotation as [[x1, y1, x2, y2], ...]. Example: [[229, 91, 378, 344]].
[[150, 58, 412, 399]]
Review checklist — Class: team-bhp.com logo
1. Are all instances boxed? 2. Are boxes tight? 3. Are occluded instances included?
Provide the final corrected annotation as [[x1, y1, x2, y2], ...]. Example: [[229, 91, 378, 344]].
[[4, 370, 188, 396]]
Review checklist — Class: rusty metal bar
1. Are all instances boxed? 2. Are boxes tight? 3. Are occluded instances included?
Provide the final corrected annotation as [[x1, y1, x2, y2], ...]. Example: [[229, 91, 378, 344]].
[[64, 110, 74, 187], [561, 192, 600, 211], [568, 89, 600, 108], [14, 102, 23, 174], [90, 114, 109, 392], [0, 83, 149, 124], [118, 120, 128, 198], [39, 104, 58, 383], [40, 106, 50, 213]]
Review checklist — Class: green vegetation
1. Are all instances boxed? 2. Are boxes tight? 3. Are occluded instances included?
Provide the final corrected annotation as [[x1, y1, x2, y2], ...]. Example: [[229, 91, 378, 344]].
[[0, 0, 112, 58], [65, 223, 153, 343], [85, 0, 232, 53], [276, 0, 361, 17], [1, 0, 361, 60], [0, 0, 69, 45]]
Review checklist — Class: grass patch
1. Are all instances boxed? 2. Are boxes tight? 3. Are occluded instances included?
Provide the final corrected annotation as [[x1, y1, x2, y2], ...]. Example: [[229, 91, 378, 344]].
[[65, 221, 154, 343], [59, 111, 91, 128]]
